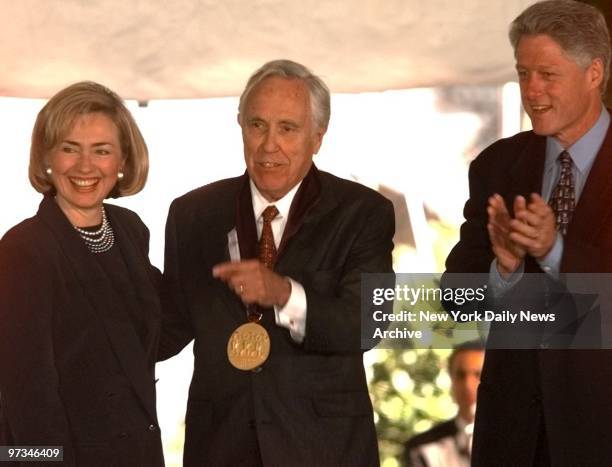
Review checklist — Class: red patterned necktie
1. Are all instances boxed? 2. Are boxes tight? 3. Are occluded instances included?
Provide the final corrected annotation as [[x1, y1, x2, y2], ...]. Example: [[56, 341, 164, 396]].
[[258, 205, 279, 268], [549, 150, 575, 236]]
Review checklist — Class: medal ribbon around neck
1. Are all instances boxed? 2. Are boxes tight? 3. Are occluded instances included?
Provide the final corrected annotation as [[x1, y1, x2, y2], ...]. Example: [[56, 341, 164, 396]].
[[227, 178, 272, 371], [226, 170, 321, 371]]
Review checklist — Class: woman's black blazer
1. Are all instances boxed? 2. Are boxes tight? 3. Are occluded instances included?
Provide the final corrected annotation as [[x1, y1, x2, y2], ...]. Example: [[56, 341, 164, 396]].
[[0, 196, 164, 467]]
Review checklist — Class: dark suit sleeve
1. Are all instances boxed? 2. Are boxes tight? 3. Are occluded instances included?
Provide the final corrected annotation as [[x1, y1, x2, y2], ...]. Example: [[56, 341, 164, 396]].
[[440, 149, 505, 318], [445, 154, 495, 274], [0, 234, 76, 466], [302, 195, 395, 354], [120, 206, 164, 287], [158, 200, 195, 360], [136, 211, 164, 290]]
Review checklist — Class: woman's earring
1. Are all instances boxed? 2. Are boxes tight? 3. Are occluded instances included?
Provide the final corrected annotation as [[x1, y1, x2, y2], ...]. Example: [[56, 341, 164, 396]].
[[45, 167, 52, 175], [117, 171, 124, 180]]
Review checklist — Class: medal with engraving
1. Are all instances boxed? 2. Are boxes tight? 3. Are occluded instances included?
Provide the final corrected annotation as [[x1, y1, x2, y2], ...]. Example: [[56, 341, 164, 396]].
[[227, 321, 271, 370], [227, 203, 279, 370]]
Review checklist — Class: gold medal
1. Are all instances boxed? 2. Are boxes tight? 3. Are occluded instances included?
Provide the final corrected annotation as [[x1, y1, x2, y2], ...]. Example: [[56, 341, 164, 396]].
[[227, 322, 271, 370]]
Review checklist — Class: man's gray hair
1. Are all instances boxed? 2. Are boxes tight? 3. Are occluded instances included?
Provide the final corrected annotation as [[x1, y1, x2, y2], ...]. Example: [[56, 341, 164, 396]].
[[509, 0, 611, 92], [238, 59, 331, 130]]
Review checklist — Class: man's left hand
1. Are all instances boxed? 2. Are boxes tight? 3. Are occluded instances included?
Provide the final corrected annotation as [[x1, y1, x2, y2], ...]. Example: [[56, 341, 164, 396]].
[[212, 260, 291, 307], [509, 193, 557, 259]]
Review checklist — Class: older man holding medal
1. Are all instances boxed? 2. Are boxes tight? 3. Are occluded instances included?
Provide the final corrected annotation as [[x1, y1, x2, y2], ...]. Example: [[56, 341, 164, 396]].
[[159, 59, 395, 467]]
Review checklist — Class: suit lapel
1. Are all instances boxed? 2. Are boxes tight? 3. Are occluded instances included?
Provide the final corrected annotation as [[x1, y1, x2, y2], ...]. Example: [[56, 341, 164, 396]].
[[277, 165, 323, 258], [210, 175, 253, 323], [276, 168, 338, 272], [566, 124, 612, 242], [38, 197, 156, 420], [508, 134, 546, 210], [235, 174, 258, 261], [497, 134, 545, 274]]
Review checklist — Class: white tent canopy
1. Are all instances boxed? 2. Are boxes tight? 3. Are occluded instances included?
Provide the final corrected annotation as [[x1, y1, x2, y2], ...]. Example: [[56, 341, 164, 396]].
[[2, 0, 535, 100]]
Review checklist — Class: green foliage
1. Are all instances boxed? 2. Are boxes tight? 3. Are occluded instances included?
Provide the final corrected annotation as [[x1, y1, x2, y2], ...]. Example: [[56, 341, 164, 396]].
[[372, 216, 463, 465], [368, 348, 456, 466]]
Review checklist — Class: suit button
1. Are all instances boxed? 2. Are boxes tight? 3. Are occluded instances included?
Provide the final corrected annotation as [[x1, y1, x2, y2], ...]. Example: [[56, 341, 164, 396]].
[[148, 424, 157, 431], [251, 366, 263, 373], [118, 432, 129, 439]]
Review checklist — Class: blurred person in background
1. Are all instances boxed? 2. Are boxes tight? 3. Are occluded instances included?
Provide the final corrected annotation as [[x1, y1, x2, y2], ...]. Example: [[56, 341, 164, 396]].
[[403, 341, 484, 467], [0, 82, 164, 467]]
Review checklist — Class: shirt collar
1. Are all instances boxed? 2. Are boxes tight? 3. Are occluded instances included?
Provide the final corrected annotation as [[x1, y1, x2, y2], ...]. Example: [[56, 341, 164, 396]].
[[249, 179, 302, 221], [545, 107, 610, 175]]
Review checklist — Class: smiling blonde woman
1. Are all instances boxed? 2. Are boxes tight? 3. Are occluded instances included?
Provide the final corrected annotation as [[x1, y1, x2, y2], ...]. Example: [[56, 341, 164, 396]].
[[0, 82, 164, 467]]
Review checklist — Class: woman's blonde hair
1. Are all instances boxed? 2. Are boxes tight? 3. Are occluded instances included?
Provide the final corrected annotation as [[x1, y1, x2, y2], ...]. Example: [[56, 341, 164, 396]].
[[29, 81, 148, 197]]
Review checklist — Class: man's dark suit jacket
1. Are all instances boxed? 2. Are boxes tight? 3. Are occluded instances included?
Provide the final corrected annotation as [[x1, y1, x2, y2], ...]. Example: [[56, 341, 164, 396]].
[[159, 166, 395, 467], [445, 126, 612, 467], [0, 196, 164, 467]]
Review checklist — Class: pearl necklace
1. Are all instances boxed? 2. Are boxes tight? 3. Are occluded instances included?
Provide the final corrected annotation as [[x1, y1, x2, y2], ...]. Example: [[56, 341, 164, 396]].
[[74, 208, 115, 253]]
